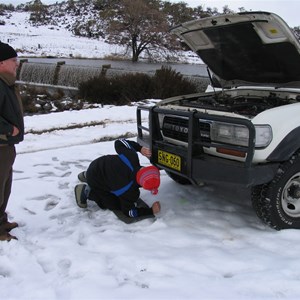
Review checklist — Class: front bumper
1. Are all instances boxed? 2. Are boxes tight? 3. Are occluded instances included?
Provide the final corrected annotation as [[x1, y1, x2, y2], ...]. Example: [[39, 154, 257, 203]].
[[151, 143, 279, 186], [137, 105, 279, 187]]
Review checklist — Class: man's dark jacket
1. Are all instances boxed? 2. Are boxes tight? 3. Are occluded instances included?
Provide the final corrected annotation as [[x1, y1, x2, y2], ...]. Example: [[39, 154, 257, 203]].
[[0, 77, 24, 145]]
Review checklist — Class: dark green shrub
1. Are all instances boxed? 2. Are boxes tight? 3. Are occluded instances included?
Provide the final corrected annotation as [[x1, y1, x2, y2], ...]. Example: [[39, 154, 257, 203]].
[[78, 66, 198, 105], [118, 73, 153, 103], [79, 73, 153, 105], [79, 75, 124, 105], [152, 66, 197, 99]]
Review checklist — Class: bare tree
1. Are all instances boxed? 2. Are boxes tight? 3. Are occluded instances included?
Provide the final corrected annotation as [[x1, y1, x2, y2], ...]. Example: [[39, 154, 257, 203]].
[[102, 0, 174, 62]]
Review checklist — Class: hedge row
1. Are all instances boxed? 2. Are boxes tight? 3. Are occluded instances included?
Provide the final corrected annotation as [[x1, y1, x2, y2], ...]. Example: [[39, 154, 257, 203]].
[[78, 66, 198, 105]]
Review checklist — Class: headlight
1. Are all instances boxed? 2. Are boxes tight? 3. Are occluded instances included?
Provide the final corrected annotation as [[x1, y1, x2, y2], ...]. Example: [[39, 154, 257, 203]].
[[211, 122, 272, 148], [211, 122, 249, 146]]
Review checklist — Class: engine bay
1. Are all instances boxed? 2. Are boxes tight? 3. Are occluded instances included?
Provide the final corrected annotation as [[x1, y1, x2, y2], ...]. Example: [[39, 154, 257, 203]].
[[177, 90, 300, 117]]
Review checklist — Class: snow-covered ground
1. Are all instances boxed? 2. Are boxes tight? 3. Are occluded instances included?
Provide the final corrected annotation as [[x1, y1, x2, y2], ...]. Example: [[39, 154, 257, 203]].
[[1, 9, 300, 300], [1, 104, 300, 300]]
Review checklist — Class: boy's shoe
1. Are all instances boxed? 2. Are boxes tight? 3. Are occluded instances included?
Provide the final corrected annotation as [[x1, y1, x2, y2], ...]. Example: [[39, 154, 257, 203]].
[[78, 171, 87, 183], [75, 184, 88, 208]]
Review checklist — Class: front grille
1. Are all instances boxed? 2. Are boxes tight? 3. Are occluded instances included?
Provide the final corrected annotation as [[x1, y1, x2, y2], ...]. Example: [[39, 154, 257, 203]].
[[162, 116, 189, 142], [162, 116, 211, 143]]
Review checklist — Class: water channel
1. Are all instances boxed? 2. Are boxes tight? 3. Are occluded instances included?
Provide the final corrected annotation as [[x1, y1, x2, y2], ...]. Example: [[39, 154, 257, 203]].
[[23, 57, 209, 77]]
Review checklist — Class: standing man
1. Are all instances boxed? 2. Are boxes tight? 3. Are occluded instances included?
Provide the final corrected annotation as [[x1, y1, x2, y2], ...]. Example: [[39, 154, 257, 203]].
[[0, 42, 24, 241]]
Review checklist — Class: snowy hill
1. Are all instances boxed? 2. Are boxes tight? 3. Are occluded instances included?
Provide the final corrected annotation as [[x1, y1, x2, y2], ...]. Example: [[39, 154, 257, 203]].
[[0, 10, 127, 59], [0, 6, 200, 63]]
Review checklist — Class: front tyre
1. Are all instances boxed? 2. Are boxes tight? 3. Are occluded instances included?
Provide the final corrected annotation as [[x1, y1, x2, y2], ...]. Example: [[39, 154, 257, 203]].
[[251, 152, 300, 230]]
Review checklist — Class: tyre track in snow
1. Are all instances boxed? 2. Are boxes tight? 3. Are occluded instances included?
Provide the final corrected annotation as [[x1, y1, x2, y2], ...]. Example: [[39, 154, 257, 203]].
[[18, 119, 140, 154], [24, 119, 137, 135]]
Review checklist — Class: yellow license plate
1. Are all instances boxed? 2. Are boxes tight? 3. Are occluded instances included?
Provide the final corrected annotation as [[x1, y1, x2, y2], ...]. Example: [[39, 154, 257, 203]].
[[158, 150, 181, 171]]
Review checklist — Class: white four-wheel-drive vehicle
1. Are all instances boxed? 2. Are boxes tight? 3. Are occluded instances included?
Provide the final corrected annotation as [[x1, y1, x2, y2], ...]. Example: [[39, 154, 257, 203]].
[[136, 11, 300, 230]]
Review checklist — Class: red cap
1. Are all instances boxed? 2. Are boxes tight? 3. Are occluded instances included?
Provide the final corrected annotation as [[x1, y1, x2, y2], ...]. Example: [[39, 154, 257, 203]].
[[136, 166, 160, 195]]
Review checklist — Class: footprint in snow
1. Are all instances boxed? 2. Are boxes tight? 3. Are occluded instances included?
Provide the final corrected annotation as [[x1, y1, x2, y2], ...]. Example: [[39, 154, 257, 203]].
[[57, 259, 72, 276]]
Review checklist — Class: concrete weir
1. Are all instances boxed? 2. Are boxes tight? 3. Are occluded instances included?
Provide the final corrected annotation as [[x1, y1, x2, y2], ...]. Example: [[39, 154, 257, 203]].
[[17, 60, 111, 87]]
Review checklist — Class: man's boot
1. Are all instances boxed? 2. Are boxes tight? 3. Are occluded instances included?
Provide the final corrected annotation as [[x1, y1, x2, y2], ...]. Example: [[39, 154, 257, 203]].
[[0, 228, 17, 241], [2, 221, 18, 232]]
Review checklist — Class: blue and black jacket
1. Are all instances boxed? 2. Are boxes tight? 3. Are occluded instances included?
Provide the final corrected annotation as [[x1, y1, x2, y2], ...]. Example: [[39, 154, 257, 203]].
[[86, 139, 153, 218]]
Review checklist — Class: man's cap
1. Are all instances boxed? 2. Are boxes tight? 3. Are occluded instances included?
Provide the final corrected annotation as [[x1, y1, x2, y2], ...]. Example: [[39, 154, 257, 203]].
[[0, 42, 17, 62]]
